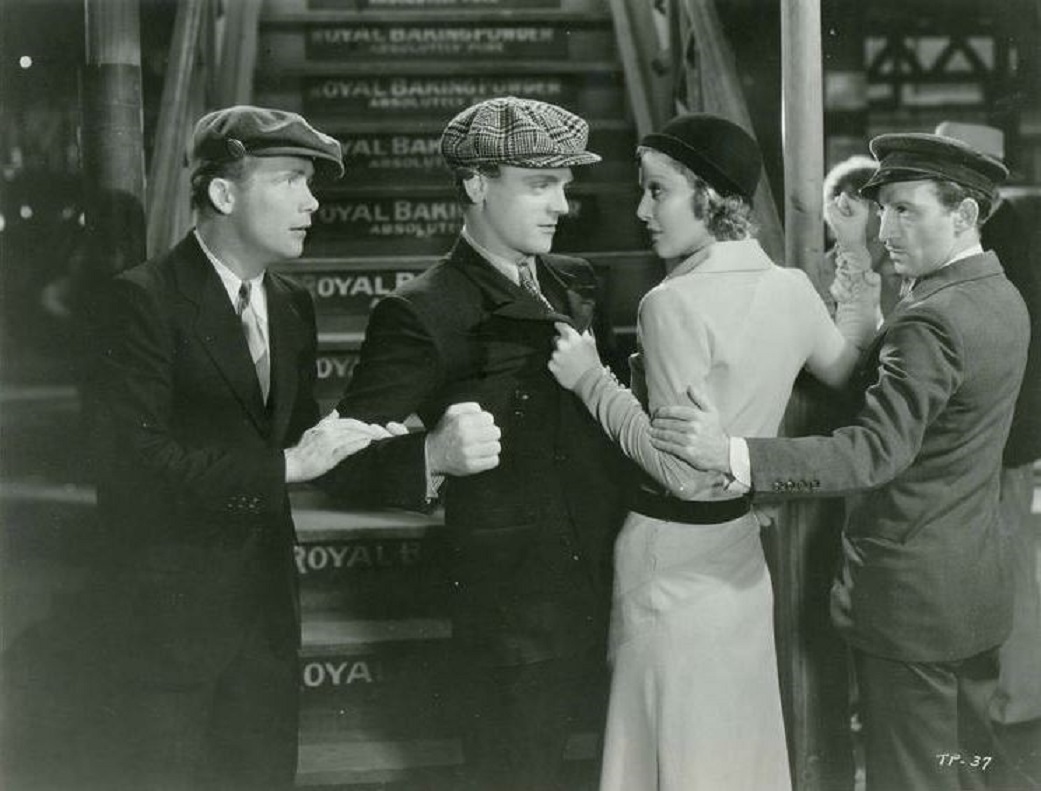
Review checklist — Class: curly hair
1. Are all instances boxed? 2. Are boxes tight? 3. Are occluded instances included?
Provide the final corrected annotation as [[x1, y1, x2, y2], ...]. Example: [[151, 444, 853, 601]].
[[638, 146, 757, 241]]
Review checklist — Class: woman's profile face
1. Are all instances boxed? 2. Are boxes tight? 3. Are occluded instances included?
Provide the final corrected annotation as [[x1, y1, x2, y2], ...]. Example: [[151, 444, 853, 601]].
[[636, 150, 714, 261]]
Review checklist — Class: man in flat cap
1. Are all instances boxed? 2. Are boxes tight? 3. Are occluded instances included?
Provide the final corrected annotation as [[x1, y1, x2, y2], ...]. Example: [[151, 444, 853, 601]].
[[648, 132, 1030, 791], [325, 96, 628, 789], [66, 105, 396, 790]]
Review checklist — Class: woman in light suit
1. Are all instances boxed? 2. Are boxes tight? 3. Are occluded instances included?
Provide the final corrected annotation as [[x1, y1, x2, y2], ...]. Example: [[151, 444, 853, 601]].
[[548, 114, 879, 791]]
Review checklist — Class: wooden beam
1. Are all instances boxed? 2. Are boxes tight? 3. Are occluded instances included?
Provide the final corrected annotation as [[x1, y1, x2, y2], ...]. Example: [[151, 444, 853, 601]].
[[777, 2, 854, 790], [81, 0, 146, 277]]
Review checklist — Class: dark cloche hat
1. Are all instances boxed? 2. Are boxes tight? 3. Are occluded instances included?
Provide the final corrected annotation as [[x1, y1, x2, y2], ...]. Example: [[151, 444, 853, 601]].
[[640, 113, 762, 203], [860, 132, 1008, 200], [189, 105, 344, 180], [440, 96, 601, 169]]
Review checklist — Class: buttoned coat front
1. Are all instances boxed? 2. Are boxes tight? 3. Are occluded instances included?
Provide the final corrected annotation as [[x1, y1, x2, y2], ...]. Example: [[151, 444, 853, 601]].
[[330, 238, 628, 666], [748, 252, 1029, 662], [92, 233, 320, 681]]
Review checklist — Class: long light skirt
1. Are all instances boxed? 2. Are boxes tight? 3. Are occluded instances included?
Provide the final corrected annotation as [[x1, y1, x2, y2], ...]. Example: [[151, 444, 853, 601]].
[[599, 510, 791, 791]]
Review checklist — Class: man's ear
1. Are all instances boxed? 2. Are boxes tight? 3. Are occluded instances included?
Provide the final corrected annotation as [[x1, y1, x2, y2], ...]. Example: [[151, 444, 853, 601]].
[[207, 177, 235, 215], [954, 197, 979, 232], [462, 172, 486, 205]]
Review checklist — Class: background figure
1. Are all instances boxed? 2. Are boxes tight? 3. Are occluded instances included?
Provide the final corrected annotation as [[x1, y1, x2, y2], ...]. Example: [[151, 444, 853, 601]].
[[808, 154, 902, 319], [6, 106, 392, 791], [651, 133, 1028, 791], [547, 113, 878, 791], [936, 120, 1041, 787], [324, 96, 628, 791]]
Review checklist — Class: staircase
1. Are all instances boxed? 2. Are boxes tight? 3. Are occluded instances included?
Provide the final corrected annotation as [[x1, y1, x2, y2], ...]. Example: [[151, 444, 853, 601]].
[[249, 0, 655, 785]]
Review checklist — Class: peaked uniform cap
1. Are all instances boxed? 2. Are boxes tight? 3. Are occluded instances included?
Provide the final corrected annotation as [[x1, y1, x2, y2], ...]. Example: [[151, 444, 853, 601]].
[[189, 105, 344, 180], [440, 96, 601, 169], [640, 113, 762, 203], [860, 132, 1008, 200]]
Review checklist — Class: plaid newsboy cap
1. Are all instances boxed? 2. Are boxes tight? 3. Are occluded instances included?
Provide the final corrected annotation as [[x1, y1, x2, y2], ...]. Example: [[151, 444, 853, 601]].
[[440, 96, 601, 169], [860, 132, 1007, 200], [189, 105, 344, 180]]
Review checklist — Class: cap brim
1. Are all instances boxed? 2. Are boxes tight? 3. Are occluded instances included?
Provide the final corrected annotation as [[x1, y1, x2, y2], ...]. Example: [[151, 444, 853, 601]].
[[451, 151, 602, 169], [251, 146, 345, 180], [859, 167, 937, 201]]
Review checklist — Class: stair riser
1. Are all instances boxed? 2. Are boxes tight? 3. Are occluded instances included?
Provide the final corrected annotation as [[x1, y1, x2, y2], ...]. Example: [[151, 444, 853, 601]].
[[327, 126, 635, 185], [255, 72, 625, 122], [259, 25, 615, 67], [301, 191, 642, 256], [296, 537, 450, 616], [266, 0, 605, 14]]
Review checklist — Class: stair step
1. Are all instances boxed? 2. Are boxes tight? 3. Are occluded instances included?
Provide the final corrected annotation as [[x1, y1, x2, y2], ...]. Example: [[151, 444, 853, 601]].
[[262, 9, 611, 25], [293, 499, 449, 617], [302, 191, 642, 258], [259, 59, 621, 77], [327, 123, 636, 184], [264, 0, 608, 16], [254, 71, 627, 124], [288, 115, 632, 136], [296, 738, 463, 787], [304, 617, 452, 649], [276, 250, 657, 337]]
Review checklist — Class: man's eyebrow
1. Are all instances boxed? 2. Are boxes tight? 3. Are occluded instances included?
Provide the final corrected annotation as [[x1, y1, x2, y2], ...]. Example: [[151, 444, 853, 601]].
[[522, 173, 573, 185]]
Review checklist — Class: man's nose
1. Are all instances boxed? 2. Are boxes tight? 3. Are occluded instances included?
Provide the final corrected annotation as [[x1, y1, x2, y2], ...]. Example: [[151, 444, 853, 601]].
[[302, 185, 319, 213], [549, 185, 570, 215], [878, 207, 895, 241]]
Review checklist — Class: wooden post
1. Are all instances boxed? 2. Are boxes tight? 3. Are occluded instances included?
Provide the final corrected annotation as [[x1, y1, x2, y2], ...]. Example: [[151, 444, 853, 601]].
[[81, 0, 146, 278], [775, 1, 855, 790]]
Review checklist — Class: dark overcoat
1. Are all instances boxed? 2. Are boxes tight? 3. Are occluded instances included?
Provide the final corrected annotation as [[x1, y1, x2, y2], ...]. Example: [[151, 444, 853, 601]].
[[92, 232, 319, 681], [331, 238, 628, 666]]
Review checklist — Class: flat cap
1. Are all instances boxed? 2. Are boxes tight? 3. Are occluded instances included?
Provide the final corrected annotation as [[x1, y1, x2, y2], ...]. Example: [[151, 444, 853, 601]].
[[189, 105, 344, 180], [860, 132, 1007, 200], [640, 113, 761, 203], [440, 96, 600, 169]]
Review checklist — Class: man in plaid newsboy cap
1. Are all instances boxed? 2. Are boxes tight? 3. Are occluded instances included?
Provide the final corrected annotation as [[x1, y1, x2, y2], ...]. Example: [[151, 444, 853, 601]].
[[325, 95, 628, 789]]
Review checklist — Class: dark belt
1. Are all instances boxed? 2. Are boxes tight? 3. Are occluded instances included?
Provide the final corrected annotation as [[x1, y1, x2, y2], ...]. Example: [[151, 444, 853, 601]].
[[630, 487, 752, 525]]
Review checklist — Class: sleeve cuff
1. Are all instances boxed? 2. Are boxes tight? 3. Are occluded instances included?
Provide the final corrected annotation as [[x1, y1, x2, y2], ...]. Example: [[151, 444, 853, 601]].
[[726, 437, 752, 493], [423, 436, 445, 502]]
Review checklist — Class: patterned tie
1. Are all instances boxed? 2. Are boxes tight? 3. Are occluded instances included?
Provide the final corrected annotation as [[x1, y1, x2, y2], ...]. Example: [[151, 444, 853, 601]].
[[899, 277, 916, 299], [237, 281, 270, 402], [517, 258, 554, 312]]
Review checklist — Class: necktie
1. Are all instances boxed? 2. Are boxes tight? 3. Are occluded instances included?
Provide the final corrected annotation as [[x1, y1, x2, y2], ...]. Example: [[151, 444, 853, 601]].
[[237, 281, 270, 402], [517, 259, 554, 312], [899, 277, 916, 299]]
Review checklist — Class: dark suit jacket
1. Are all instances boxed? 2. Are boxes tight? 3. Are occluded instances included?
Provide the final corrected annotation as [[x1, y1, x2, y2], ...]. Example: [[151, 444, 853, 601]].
[[748, 252, 1029, 663], [329, 238, 628, 666], [982, 198, 1041, 467], [91, 233, 320, 683]]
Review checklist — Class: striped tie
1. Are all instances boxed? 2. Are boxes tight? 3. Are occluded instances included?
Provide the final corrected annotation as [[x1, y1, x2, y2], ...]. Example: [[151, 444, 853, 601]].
[[517, 258, 554, 312], [237, 282, 270, 402]]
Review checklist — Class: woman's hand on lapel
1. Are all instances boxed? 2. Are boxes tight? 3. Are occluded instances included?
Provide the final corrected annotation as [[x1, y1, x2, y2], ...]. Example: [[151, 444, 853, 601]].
[[549, 321, 602, 390]]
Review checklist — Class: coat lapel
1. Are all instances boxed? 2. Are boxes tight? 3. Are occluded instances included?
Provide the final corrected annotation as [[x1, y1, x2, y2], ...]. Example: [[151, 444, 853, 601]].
[[174, 236, 270, 433], [265, 274, 306, 443], [446, 238, 593, 328]]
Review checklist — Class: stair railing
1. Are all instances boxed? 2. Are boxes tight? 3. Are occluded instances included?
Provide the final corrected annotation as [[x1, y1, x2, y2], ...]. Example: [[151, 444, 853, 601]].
[[650, 0, 787, 262], [146, 0, 261, 258], [606, 0, 675, 140]]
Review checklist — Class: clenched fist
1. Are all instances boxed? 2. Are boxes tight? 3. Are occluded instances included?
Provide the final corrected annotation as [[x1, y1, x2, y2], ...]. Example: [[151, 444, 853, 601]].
[[426, 402, 501, 476]]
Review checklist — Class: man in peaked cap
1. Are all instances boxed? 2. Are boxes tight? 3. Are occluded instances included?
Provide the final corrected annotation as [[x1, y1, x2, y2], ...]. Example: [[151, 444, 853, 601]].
[[936, 120, 1041, 785], [61, 105, 396, 790], [324, 96, 628, 789], [648, 131, 1030, 791]]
